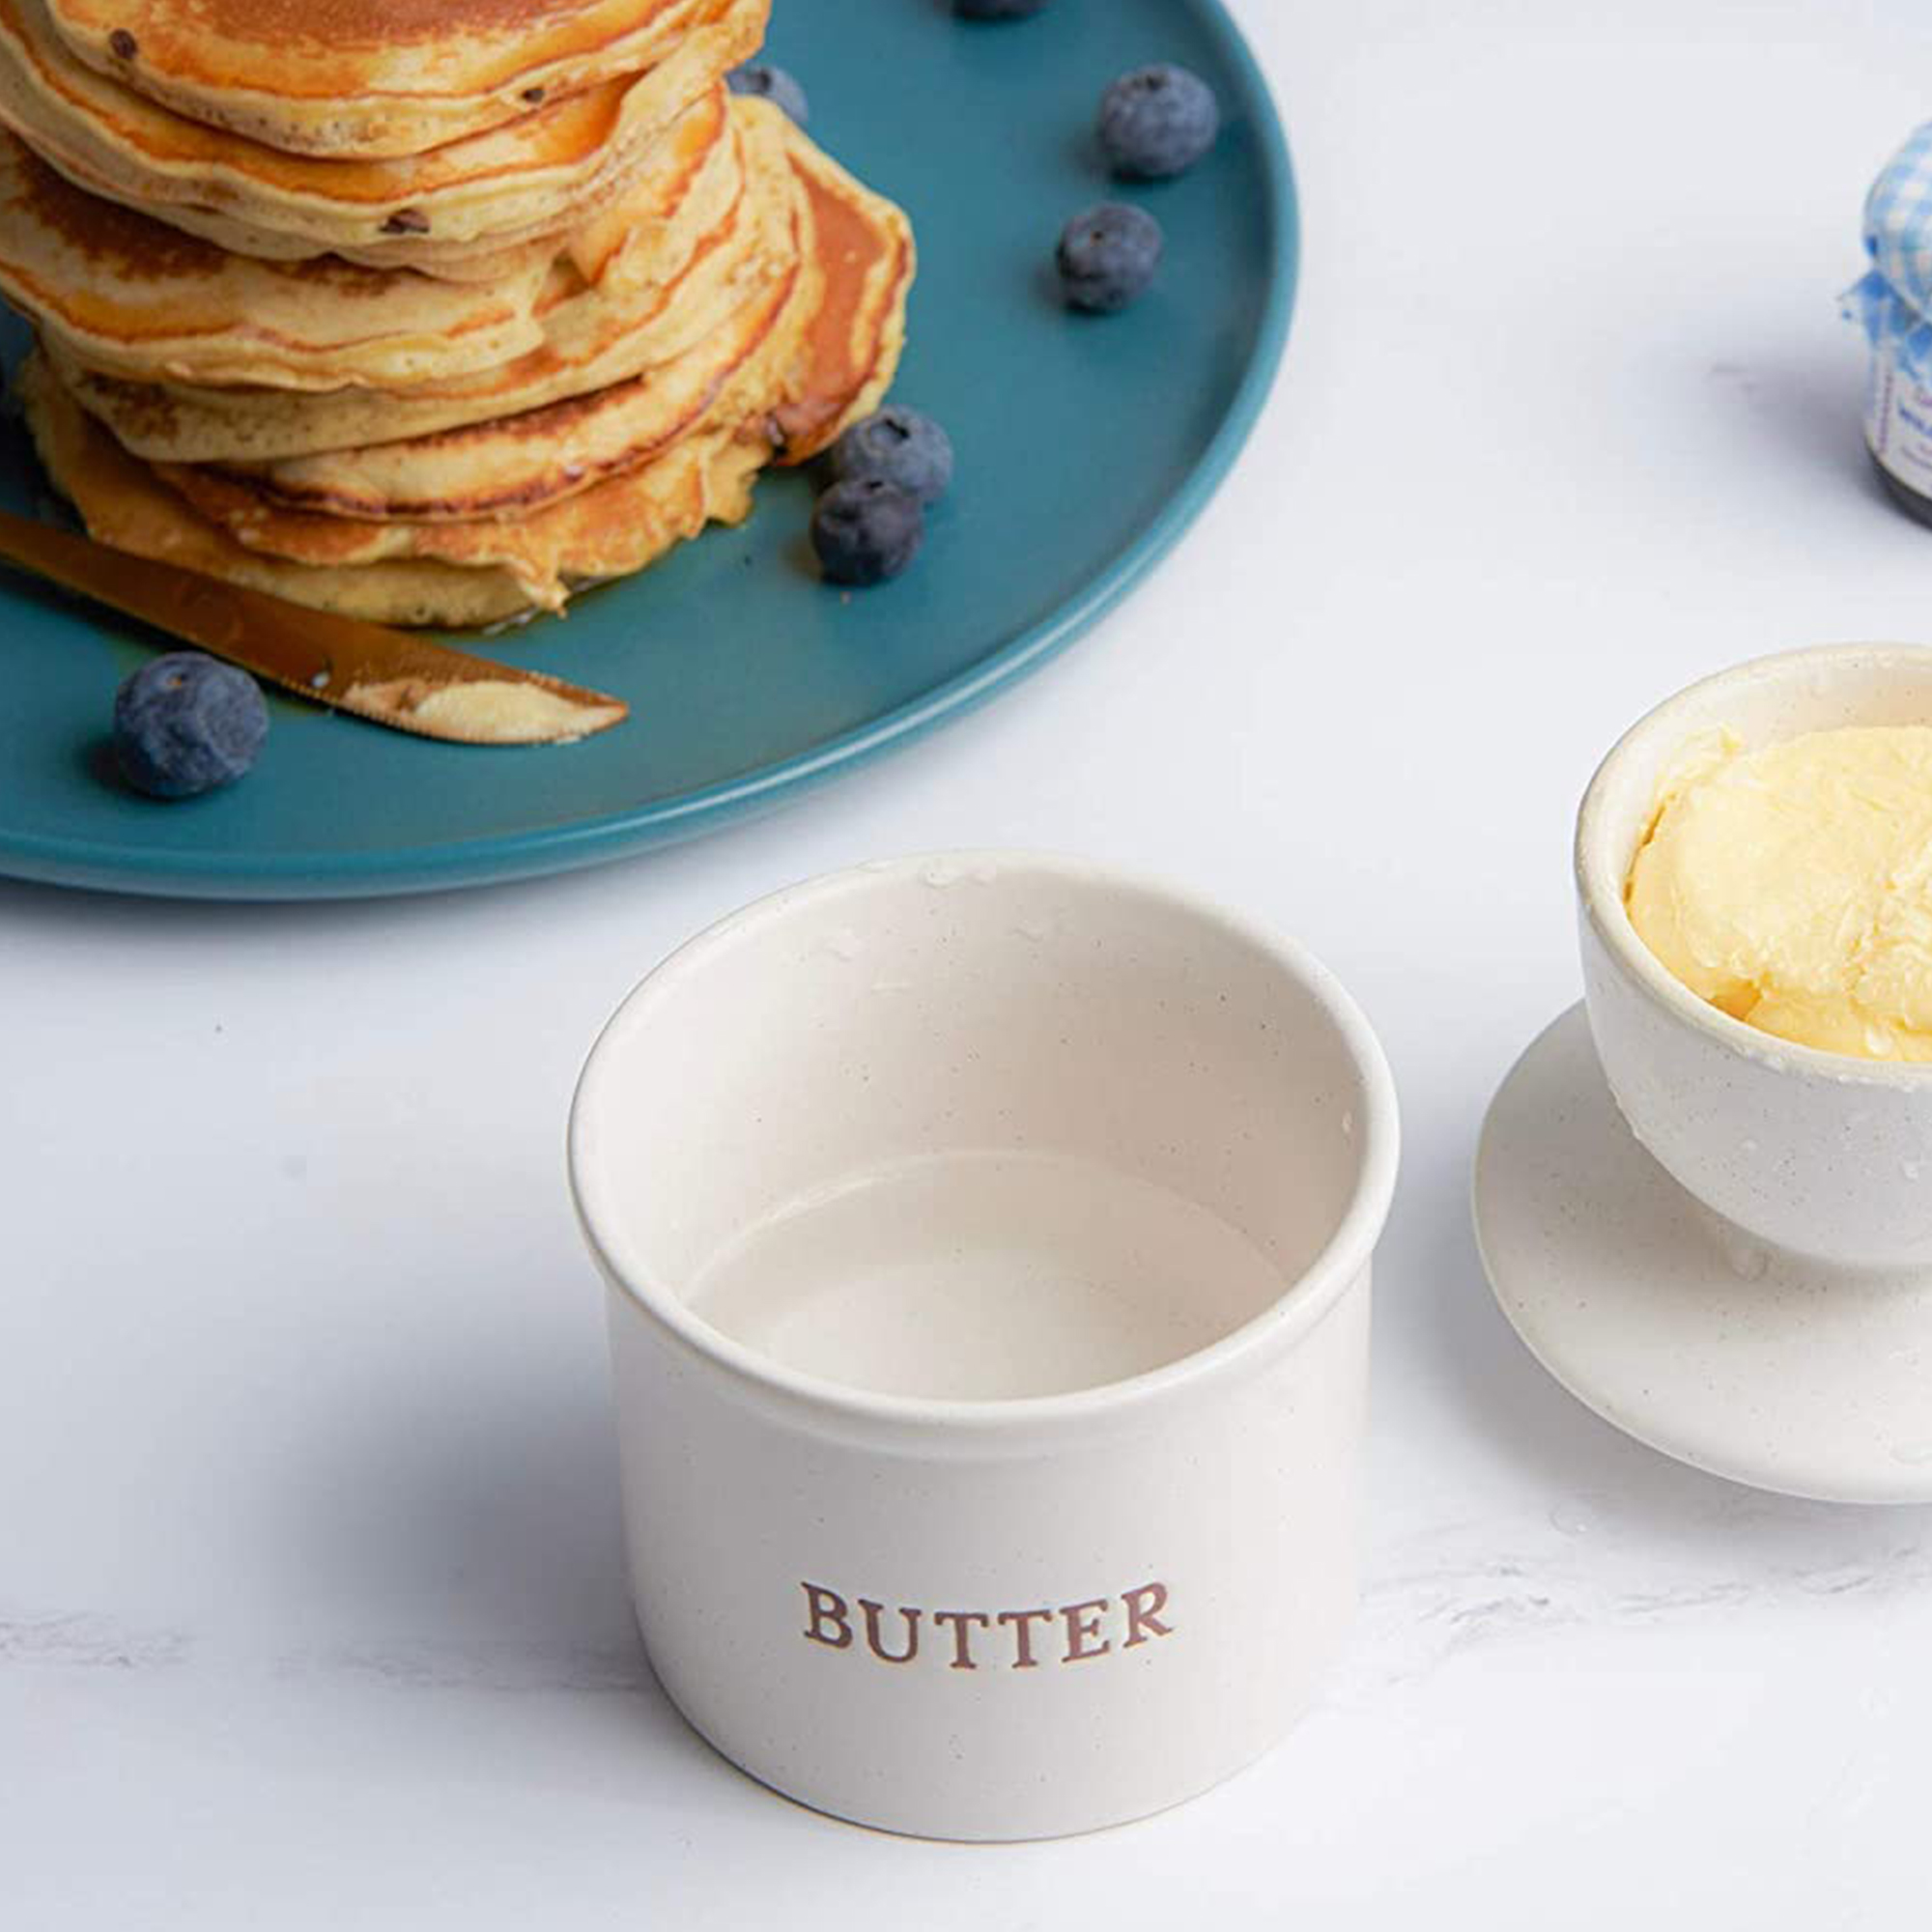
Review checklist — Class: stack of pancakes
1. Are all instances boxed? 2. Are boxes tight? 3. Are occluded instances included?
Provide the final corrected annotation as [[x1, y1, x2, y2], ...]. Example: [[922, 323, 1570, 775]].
[[0, 0, 913, 624]]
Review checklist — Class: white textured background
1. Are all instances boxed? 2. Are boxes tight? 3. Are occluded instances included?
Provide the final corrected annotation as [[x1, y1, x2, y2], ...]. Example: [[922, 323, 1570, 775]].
[[7, 2, 1932, 1923]]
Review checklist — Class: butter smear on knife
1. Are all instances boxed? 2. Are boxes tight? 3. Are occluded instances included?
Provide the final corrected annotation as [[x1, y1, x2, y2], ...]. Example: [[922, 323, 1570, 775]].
[[345, 678, 626, 744]]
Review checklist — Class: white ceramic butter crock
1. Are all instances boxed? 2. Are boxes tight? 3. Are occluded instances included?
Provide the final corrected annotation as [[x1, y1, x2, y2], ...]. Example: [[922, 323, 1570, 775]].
[[570, 853, 1399, 1841], [1577, 644, 1932, 1270]]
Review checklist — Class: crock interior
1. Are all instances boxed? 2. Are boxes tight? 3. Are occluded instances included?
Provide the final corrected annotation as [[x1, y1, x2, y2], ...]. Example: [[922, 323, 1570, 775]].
[[580, 859, 1380, 1400]]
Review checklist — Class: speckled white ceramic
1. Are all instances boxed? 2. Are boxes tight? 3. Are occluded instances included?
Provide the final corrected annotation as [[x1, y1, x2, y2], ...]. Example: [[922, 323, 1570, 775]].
[[1577, 644, 1932, 1270], [569, 854, 1399, 1841], [1476, 1007, 1932, 1504], [1475, 646, 1932, 1503]]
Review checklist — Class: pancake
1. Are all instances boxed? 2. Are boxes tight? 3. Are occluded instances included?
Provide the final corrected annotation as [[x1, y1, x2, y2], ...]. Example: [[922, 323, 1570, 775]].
[[0, 87, 737, 393], [25, 351, 560, 623], [564, 82, 737, 293], [0, 0, 765, 266], [0, 131, 555, 386], [117, 75, 738, 291], [765, 117, 915, 463], [161, 109, 909, 523], [162, 422, 770, 609], [22, 109, 916, 624], [182, 231, 806, 522], [26, 346, 764, 621], [45, 0, 724, 158], [50, 95, 799, 463]]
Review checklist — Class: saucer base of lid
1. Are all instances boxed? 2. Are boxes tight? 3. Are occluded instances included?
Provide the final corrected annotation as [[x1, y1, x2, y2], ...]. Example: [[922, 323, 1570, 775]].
[[1475, 1005, 1932, 1505]]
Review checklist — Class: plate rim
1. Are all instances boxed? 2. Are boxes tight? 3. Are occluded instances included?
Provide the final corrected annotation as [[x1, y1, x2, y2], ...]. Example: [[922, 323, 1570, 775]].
[[0, 0, 1298, 901]]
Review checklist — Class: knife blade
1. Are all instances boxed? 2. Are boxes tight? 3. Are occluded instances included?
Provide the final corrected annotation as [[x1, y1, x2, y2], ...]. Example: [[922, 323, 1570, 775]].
[[0, 507, 628, 747]]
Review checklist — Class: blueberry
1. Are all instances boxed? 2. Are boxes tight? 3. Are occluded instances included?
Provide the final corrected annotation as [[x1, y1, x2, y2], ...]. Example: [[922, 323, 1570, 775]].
[[1056, 202, 1163, 313], [112, 651, 268, 800], [953, 0, 1048, 17], [811, 478, 923, 586], [726, 63, 808, 127], [1098, 64, 1220, 180], [829, 407, 953, 505]]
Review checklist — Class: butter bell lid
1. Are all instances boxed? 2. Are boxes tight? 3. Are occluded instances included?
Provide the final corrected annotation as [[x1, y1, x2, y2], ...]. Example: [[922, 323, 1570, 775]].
[[1848, 123, 1932, 380]]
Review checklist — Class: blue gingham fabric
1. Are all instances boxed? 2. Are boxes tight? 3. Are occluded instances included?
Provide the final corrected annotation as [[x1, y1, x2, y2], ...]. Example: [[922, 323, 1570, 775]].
[[1847, 123, 1932, 384]]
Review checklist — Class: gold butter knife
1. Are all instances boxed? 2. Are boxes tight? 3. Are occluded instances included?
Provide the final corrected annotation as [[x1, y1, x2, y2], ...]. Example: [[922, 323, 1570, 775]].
[[0, 507, 628, 747]]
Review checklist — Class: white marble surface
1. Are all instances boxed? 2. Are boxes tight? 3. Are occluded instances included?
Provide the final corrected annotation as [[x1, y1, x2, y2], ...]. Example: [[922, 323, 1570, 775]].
[[7, 1, 1932, 1921]]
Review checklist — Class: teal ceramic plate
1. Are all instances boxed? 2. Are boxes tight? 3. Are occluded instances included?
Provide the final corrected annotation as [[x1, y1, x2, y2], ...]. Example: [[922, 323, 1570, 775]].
[[0, 0, 1294, 899]]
